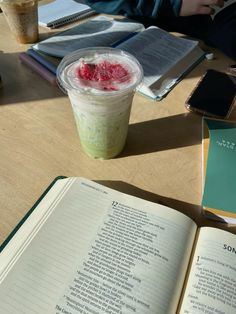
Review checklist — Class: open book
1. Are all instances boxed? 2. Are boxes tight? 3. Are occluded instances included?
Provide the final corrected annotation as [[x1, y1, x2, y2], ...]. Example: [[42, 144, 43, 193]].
[[32, 16, 205, 100], [33, 16, 145, 57], [202, 117, 236, 224], [38, 0, 95, 28], [1, 177, 236, 313]]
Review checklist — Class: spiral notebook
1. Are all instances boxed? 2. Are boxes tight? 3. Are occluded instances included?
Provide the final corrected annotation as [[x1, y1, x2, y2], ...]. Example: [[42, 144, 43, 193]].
[[38, 0, 95, 28]]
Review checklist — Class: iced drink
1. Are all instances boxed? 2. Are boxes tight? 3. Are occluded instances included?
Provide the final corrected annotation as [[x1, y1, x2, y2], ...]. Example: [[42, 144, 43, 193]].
[[57, 47, 143, 159], [0, 0, 38, 44]]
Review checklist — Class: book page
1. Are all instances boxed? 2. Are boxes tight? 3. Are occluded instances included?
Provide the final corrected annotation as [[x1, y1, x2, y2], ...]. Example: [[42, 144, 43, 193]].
[[34, 16, 145, 57], [117, 26, 200, 88], [179, 227, 236, 314], [0, 177, 197, 313]]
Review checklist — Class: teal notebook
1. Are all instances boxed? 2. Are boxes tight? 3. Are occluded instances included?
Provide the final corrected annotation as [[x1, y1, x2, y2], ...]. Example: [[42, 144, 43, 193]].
[[202, 117, 236, 223]]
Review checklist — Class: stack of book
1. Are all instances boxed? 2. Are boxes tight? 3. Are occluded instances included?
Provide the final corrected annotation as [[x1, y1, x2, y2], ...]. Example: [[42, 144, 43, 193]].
[[19, 49, 59, 86], [19, 15, 206, 100], [18, 0, 97, 86], [19, 15, 144, 87]]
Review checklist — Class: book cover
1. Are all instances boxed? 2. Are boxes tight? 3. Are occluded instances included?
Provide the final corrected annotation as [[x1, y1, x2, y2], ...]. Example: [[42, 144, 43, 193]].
[[0, 176, 66, 253], [19, 52, 58, 86], [202, 117, 236, 223], [27, 48, 59, 74]]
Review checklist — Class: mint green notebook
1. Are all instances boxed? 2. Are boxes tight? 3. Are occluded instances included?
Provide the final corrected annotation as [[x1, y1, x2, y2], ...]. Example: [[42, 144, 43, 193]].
[[202, 118, 236, 214]]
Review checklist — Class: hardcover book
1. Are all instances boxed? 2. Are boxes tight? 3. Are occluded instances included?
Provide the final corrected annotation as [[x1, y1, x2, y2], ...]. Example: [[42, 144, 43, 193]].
[[0, 177, 236, 313], [32, 16, 205, 100], [202, 117, 236, 223]]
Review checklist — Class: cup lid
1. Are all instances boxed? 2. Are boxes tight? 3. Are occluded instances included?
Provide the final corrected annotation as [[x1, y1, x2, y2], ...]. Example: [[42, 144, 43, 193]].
[[57, 47, 143, 95]]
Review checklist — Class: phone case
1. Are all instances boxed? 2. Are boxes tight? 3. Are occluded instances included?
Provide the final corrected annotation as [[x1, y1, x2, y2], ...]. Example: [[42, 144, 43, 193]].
[[185, 69, 236, 118]]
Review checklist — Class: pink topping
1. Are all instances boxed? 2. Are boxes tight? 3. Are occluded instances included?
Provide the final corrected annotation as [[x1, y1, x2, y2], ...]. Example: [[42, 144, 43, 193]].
[[76, 60, 131, 90]]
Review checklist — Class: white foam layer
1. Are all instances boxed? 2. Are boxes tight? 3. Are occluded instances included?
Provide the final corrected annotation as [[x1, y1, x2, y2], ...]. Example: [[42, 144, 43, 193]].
[[61, 52, 141, 95]]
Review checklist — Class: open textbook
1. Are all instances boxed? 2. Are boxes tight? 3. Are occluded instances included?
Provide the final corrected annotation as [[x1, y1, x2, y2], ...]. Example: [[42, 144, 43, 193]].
[[0, 177, 236, 313], [32, 16, 205, 100], [202, 117, 236, 224]]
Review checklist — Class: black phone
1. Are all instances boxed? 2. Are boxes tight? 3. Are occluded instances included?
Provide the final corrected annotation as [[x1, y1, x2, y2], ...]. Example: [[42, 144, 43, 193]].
[[185, 69, 236, 118]]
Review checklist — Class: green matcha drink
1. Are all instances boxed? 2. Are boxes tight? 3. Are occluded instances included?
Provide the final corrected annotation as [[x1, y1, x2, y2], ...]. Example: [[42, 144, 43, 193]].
[[57, 47, 143, 159]]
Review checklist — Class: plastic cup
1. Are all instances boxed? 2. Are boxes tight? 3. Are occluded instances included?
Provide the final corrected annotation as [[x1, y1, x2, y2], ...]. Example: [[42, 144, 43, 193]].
[[57, 47, 143, 159], [0, 0, 38, 44]]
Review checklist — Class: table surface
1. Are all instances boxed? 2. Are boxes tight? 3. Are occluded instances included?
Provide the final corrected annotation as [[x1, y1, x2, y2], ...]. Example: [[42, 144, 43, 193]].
[[1, 10, 236, 245]]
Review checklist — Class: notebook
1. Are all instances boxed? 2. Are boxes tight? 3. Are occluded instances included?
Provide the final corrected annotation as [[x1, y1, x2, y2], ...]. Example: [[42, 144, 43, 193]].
[[202, 117, 236, 223], [38, 0, 95, 28]]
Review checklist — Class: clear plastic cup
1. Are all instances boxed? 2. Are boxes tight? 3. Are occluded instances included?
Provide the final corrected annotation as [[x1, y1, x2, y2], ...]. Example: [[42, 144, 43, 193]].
[[57, 47, 143, 159], [0, 0, 38, 44]]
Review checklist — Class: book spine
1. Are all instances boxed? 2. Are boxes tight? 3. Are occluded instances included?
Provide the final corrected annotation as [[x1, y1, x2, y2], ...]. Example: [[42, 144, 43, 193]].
[[27, 49, 57, 75], [19, 53, 57, 86], [111, 32, 138, 48]]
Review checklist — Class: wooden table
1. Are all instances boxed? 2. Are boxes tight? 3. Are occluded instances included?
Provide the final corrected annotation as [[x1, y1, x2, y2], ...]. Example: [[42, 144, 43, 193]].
[[0, 11, 236, 245]]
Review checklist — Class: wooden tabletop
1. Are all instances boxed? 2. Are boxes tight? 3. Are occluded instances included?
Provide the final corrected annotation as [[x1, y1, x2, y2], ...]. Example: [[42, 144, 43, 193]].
[[1, 10, 236, 245]]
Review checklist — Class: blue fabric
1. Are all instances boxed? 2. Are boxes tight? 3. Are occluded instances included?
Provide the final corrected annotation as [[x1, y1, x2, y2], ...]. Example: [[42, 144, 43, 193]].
[[85, 0, 212, 39], [85, 0, 182, 18], [205, 3, 236, 61], [85, 1, 236, 59], [169, 0, 182, 16]]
